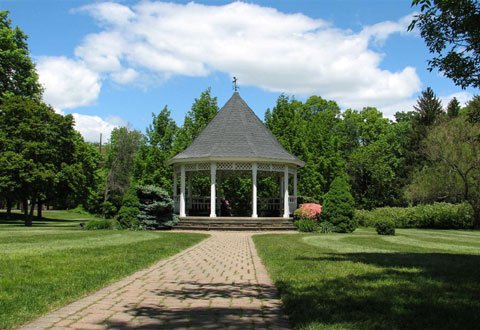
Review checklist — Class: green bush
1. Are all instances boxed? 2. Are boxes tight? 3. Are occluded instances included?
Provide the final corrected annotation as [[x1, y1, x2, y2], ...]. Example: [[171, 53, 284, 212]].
[[294, 219, 317, 232], [354, 203, 474, 229], [137, 185, 178, 229], [322, 176, 357, 233], [84, 219, 117, 230], [116, 186, 141, 229], [375, 220, 395, 235], [317, 221, 336, 233]]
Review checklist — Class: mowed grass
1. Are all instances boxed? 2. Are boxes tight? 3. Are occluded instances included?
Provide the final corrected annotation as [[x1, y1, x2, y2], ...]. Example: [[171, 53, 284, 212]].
[[254, 228, 480, 330], [0, 211, 208, 329]]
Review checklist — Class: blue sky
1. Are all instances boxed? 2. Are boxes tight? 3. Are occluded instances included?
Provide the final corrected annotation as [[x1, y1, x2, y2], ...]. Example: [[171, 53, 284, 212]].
[[2, 0, 478, 141]]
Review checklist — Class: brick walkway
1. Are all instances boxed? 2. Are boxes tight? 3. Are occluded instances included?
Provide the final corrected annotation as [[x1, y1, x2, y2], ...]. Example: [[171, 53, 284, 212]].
[[21, 232, 290, 329]]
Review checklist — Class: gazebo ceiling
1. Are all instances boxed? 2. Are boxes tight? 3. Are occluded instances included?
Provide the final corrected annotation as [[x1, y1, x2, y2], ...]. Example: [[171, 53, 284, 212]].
[[168, 92, 304, 167]]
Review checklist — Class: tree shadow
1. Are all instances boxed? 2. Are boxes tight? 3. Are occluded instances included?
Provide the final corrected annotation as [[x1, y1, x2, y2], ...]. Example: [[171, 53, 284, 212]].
[[0, 212, 84, 227], [280, 252, 480, 329]]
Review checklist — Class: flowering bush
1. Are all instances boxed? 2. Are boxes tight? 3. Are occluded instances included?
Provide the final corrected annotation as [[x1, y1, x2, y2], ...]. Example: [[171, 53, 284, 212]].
[[294, 203, 322, 221]]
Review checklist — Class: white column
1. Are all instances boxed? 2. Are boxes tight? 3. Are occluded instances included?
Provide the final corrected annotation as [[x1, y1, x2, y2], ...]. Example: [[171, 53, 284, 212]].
[[293, 169, 297, 197], [252, 163, 258, 218], [210, 163, 217, 218], [283, 165, 290, 218], [173, 169, 177, 196], [180, 165, 186, 217]]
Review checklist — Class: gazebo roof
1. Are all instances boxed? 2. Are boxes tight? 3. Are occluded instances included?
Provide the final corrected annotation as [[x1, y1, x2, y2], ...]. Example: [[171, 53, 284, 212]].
[[168, 92, 304, 166]]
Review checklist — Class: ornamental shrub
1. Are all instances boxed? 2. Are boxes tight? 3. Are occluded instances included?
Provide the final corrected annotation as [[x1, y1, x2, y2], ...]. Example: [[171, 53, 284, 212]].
[[137, 185, 178, 229], [353, 203, 473, 229], [294, 203, 322, 221], [84, 219, 117, 230], [317, 221, 336, 233], [375, 220, 395, 235], [322, 176, 357, 233], [294, 218, 317, 232], [116, 187, 141, 229]]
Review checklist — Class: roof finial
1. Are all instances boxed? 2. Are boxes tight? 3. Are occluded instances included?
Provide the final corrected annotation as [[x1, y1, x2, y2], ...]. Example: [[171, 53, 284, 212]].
[[232, 76, 238, 92]]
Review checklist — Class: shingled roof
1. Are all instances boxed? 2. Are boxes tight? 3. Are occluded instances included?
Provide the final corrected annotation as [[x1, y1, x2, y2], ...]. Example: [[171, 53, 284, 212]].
[[168, 92, 304, 166]]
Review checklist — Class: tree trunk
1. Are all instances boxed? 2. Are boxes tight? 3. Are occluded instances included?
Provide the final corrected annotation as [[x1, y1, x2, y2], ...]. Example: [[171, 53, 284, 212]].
[[6, 199, 12, 219], [37, 200, 42, 219], [29, 200, 35, 218], [24, 199, 31, 227]]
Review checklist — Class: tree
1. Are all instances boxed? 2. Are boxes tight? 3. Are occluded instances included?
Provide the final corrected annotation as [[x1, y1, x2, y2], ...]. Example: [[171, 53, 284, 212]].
[[465, 95, 480, 123], [409, 0, 480, 89], [133, 106, 178, 192], [173, 88, 218, 153], [103, 127, 143, 216], [414, 87, 444, 127], [0, 95, 86, 225], [0, 11, 42, 98], [136, 185, 178, 229], [446, 97, 461, 118], [321, 176, 357, 233], [407, 116, 480, 228]]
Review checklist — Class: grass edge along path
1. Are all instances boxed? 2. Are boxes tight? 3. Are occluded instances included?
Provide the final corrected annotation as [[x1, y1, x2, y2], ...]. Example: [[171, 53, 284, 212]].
[[253, 229, 480, 330], [0, 215, 208, 329]]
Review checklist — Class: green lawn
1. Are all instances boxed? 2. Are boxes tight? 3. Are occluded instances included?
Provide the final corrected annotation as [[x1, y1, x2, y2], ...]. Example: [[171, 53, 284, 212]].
[[254, 228, 480, 330], [0, 210, 208, 329]]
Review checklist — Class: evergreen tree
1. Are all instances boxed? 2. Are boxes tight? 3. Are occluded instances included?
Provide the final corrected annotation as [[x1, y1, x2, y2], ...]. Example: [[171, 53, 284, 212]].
[[321, 176, 357, 233], [446, 97, 461, 118], [414, 87, 444, 127], [465, 95, 480, 124]]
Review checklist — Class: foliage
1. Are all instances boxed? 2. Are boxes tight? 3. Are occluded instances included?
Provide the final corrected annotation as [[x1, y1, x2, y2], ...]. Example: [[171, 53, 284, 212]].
[[0, 212, 207, 329], [317, 221, 336, 234], [374, 220, 395, 235], [133, 106, 178, 192], [0, 11, 42, 98], [294, 218, 317, 232], [116, 186, 141, 229], [354, 203, 474, 229], [446, 97, 461, 118], [407, 116, 480, 228], [322, 176, 357, 233], [84, 218, 117, 230], [254, 229, 480, 330], [294, 203, 322, 221], [465, 95, 480, 123], [136, 185, 178, 229], [103, 127, 143, 215], [413, 87, 444, 127], [409, 0, 480, 89]]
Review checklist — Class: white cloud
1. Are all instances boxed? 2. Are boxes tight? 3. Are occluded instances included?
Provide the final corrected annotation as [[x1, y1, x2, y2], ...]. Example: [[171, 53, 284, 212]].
[[37, 56, 101, 109], [73, 1, 421, 109], [72, 113, 127, 142]]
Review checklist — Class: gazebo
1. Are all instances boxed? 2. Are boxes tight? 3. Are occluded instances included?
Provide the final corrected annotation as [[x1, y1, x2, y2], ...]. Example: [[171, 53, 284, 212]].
[[167, 91, 304, 221]]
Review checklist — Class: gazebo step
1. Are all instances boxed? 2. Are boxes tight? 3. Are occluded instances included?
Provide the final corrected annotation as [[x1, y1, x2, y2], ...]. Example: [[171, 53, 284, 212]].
[[175, 216, 296, 231]]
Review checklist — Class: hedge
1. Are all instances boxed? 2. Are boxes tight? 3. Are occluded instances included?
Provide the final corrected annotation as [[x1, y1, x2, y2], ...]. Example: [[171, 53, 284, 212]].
[[355, 202, 474, 229]]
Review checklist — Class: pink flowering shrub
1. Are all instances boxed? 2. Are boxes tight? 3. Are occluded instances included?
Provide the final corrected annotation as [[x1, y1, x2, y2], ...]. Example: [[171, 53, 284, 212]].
[[294, 203, 322, 221]]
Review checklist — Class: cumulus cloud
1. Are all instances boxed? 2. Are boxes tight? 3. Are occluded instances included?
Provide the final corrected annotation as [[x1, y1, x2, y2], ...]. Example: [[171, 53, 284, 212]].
[[37, 56, 101, 109], [72, 113, 127, 142], [73, 1, 421, 109]]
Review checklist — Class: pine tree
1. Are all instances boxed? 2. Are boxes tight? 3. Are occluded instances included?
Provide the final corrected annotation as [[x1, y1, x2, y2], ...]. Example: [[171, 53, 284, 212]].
[[446, 97, 461, 118], [414, 87, 444, 126], [321, 176, 357, 233], [466, 95, 480, 124]]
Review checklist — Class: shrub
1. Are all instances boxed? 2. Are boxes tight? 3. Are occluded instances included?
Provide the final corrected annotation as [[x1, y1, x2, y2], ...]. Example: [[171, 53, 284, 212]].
[[354, 203, 474, 229], [375, 220, 395, 235], [322, 176, 357, 233], [294, 203, 322, 221], [137, 185, 178, 229], [84, 219, 117, 230], [297, 196, 320, 204], [116, 187, 141, 229], [294, 219, 317, 232], [317, 221, 336, 233]]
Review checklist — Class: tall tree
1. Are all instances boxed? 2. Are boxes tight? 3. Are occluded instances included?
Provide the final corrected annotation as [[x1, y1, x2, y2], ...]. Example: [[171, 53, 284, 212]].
[[0, 11, 42, 98], [174, 88, 218, 153], [414, 87, 444, 127], [465, 95, 480, 123], [446, 97, 461, 118], [409, 0, 480, 89], [133, 106, 178, 191], [104, 127, 143, 216]]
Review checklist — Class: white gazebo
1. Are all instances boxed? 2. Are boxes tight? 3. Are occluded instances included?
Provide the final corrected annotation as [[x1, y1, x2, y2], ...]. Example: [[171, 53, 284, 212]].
[[167, 92, 304, 220]]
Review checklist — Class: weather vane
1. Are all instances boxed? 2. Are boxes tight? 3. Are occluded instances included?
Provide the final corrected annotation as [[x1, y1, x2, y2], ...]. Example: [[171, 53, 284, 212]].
[[233, 76, 238, 92]]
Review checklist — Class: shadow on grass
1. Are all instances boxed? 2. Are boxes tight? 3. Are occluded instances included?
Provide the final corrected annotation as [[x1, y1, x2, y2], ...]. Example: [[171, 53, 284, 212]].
[[0, 212, 84, 227], [281, 252, 480, 329]]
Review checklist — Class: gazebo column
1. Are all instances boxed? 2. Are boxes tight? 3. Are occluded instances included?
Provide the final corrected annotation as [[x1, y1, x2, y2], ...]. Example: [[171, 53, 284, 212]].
[[210, 163, 217, 218], [252, 163, 258, 218], [283, 165, 290, 218], [180, 165, 186, 218]]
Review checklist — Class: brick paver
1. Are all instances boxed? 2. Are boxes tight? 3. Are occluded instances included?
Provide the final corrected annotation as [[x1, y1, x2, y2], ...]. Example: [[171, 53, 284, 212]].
[[20, 232, 290, 329]]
